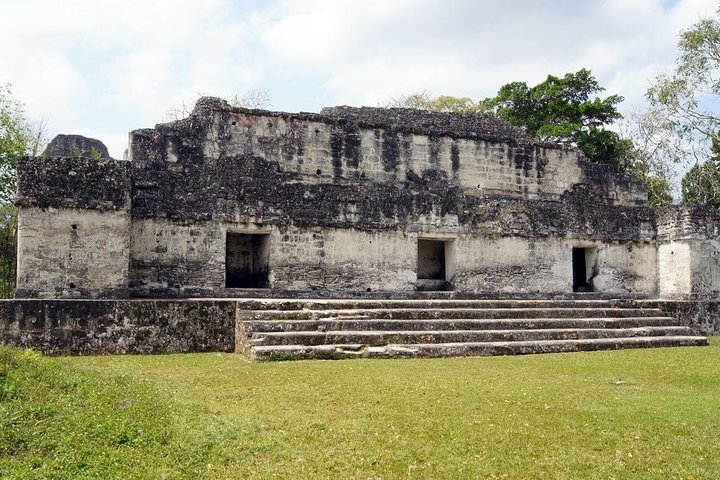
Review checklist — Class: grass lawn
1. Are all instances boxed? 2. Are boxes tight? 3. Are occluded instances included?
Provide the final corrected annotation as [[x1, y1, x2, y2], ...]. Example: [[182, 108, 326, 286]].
[[2, 339, 719, 479]]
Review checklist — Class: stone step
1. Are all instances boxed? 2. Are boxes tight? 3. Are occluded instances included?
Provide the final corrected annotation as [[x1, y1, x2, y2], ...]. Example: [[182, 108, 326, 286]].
[[248, 307, 667, 321], [248, 326, 695, 346], [244, 316, 678, 333], [238, 298, 649, 311], [250, 336, 709, 360]]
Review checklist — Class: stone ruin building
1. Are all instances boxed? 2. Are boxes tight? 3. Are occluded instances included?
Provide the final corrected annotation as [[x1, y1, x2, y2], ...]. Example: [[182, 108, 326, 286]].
[[0, 97, 716, 359]]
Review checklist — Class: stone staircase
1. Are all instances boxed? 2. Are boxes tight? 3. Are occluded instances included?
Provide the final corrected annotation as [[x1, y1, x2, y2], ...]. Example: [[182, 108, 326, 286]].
[[236, 298, 709, 360]]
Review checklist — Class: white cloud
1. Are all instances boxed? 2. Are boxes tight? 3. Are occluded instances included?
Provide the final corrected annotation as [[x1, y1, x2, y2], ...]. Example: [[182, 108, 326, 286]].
[[0, 0, 716, 153], [0, 52, 87, 121], [258, 0, 716, 111], [0, 0, 261, 147]]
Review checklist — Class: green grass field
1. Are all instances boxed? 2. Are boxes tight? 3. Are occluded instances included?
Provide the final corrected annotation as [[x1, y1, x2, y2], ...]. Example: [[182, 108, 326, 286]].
[[2, 340, 719, 479]]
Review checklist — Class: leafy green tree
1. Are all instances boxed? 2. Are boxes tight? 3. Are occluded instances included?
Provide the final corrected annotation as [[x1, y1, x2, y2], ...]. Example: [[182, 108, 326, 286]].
[[683, 160, 720, 206], [632, 162, 674, 207], [575, 129, 634, 173], [0, 84, 43, 298], [482, 69, 626, 166], [0, 203, 17, 298], [481, 69, 673, 205], [647, 8, 719, 142], [646, 6, 720, 206], [0, 83, 43, 204], [682, 136, 720, 206]]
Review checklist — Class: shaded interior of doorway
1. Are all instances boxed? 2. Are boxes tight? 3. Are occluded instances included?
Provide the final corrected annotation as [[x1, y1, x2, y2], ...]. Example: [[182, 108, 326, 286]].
[[226, 233, 270, 288], [417, 239, 452, 291], [572, 247, 596, 292]]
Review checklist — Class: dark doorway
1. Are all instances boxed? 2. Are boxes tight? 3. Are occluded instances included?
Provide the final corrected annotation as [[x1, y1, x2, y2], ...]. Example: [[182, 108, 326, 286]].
[[226, 233, 270, 288], [417, 239, 449, 291], [572, 247, 593, 292]]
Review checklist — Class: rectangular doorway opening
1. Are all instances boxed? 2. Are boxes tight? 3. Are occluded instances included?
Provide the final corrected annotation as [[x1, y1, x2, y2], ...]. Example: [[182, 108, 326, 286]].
[[572, 247, 596, 292], [226, 233, 270, 288], [417, 239, 454, 291]]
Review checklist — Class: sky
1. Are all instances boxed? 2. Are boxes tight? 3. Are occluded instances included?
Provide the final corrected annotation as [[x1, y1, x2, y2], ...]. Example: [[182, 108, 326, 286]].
[[0, 0, 715, 158]]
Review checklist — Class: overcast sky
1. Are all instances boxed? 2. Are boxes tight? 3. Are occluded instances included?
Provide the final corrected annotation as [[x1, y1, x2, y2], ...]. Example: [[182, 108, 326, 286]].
[[0, 0, 715, 158]]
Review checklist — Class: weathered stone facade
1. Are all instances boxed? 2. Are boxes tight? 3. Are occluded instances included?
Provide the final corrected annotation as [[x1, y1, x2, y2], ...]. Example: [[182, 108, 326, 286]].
[[15, 98, 677, 299], [5, 98, 718, 355]]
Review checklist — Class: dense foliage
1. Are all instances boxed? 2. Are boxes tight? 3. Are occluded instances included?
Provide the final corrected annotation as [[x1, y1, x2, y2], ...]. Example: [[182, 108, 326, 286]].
[[0, 84, 40, 205], [483, 69, 628, 166], [0, 85, 36, 297], [0, 205, 16, 298]]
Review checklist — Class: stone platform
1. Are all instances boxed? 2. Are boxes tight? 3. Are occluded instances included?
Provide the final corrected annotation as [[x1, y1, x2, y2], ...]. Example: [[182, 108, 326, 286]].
[[0, 296, 710, 358]]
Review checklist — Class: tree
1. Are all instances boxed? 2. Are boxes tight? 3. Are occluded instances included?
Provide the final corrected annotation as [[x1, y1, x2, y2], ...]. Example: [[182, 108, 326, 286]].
[[383, 92, 486, 114], [482, 69, 626, 166], [482, 69, 673, 205], [0, 83, 41, 205], [682, 135, 720, 207], [0, 203, 16, 298], [646, 6, 720, 205], [382, 71, 673, 205], [165, 89, 272, 122], [615, 108, 679, 206], [0, 83, 41, 298]]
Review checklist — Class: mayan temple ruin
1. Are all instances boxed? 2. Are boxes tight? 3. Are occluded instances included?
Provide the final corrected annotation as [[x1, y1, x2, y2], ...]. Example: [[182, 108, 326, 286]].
[[0, 97, 716, 359]]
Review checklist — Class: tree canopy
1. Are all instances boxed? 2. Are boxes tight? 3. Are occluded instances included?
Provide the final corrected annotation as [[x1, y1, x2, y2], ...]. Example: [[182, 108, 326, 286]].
[[0, 83, 43, 205], [0, 83, 38, 297], [482, 69, 631, 170], [484, 70, 622, 138], [682, 136, 720, 207], [384, 92, 485, 114], [645, 6, 720, 206], [385, 70, 631, 169]]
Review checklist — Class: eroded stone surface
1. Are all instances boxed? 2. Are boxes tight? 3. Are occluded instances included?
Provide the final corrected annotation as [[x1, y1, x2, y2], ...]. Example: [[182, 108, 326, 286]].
[[0, 299, 235, 355], [10, 97, 720, 306], [42, 134, 110, 158]]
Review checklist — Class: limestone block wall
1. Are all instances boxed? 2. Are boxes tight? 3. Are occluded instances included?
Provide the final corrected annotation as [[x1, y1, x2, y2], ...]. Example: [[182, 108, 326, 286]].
[[451, 237, 656, 295], [453, 236, 567, 293], [0, 299, 236, 354], [130, 218, 226, 296], [135, 98, 646, 207], [16, 100, 660, 299], [271, 227, 417, 292], [657, 206, 720, 299], [130, 219, 418, 296], [648, 299, 720, 335], [592, 241, 657, 294], [658, 242, 693, 297], [128, 214, 658, 297], [15, 156, 131, 299], [17, 208, 130, 298]]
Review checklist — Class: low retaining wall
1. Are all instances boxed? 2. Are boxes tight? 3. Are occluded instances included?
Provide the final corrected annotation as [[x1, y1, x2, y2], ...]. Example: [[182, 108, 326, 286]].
[[0, 299, 236, 355], [644, 300, 720, 336], [0, 298, 716, 356]]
